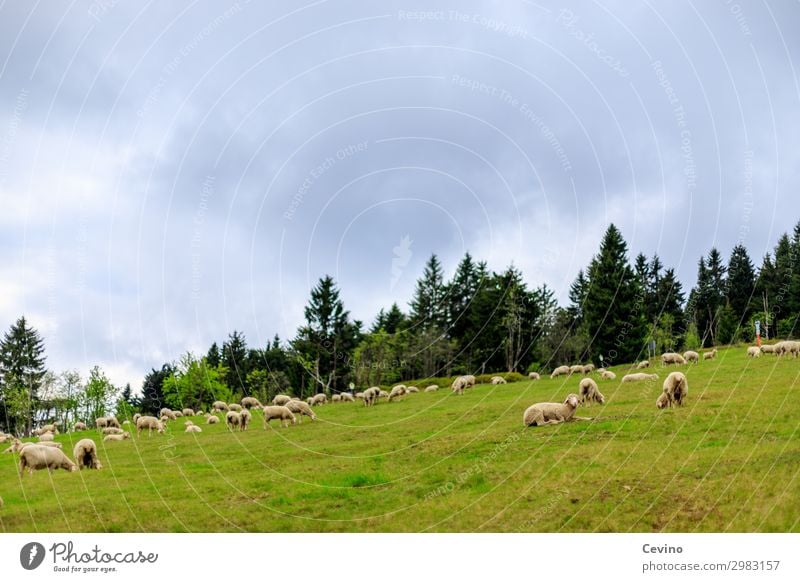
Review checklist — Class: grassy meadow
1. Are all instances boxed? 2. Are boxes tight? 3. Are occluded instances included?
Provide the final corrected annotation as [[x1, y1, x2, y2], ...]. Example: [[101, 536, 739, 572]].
[[1, 345, 799, 533]]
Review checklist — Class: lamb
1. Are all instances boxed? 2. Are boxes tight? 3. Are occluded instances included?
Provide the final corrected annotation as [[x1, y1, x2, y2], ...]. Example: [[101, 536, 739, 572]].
[[363, 387, 381, 407], [582, 364, 596, 374], [332, 394, 342, 403], [656, 392, 670, 409], [103, 432, 130, 442], [636, 360, 651, 369], [528, 372, 540, 380], [578, 378, 605, 405], [424, 385, 439, 392], [228, 403, 243, 412], [212, 401, 229, 412], [226, 411, 242, 430], [305, 397, 314, 405], [523, 394, 590, 427], [340, 392, 356, 402], [240, 409, 252, 431], [73, 439, 102, 470], [182, 408, 195, 417], [746, 346, 762, 358], [206, 415, 219, 425], [683, 350, 700, 363], [311, 393, 328, 406], [387, 385, 407, 402], [703, 348, 718, 360], [405, 386, 419, 393], [136, 416, 165, 437], [599, 370, 616, 380], [241, 397, 262, 409], [19, 445, 77, 475], [101, 427, 124, 436], [185, 425, 202, 433], [662, 371, 688, 408], [490, 376, 507, 385], [621, 372, 659, 383], [285, 399, 317, 422], [550, 365, 570, 378], [661, 352, 686, 365], [262, 405, 296, 428], [569, 365, 585, 375], [273, 394, 292, 406]]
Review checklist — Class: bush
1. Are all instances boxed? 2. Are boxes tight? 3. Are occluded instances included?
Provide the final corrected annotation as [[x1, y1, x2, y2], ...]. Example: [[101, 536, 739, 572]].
[[777, 315, 799, 340], [683, 323, 701, 351]]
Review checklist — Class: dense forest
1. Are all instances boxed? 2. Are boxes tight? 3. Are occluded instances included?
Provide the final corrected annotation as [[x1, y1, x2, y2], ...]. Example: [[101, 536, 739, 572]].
[[1, 222, 798, 435]]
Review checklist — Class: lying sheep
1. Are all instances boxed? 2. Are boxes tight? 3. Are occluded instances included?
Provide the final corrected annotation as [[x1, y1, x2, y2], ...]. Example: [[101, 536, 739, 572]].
[[240, 409, 252, 431], [424, 385, 439, 392], [273, 394, 292, 406], [363, 387, 381, 406], [622, 372, 659, 383], [311, 393, 327, 406], [226, 411, 242, 431], [599, 370, 616, 380], [703, 348, 718, 360], [103, 432, 130, 442], [490, 376, 507, 385], [19, 445, 76, 475], [285, 399, 317, 422], [662, 372, 688, 408], [579, 378, 605, 405], [683, 350, 700, 363], [340, 392, 356, 402], [136, 416, 165, 437], [528, 372, 540, 381], [101, 427, 124, 436], [523, 394, 590, 427], [661, 352, 686, 366], [636, 360, 651, 369], [550, 365, 570, 378], [73, 439, 102, 470], [241, 397, 262, 409], [185, 425, 202, 433], [212, 401, 229, 412], [206, 415, 219, 425], [746, 346, 762, 358], [405, 386, 419, 393], [387, 385, 407, 402], [228, 403, 243, 413], [182, 408, 195, 417], [262, 406, 296, 428]]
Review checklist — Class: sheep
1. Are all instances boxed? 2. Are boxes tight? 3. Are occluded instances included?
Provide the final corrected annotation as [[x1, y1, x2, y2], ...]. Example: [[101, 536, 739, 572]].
[[101, 427, 124, 436], [262, 405, 296, 428], [136, 415, 165, 437], [38, 432, 55, 442], [528, 372, 541, 380], [285, 399, 317, 422], [656, 392, 670, 409], [206, 415, 219, 425], [424, 385, 439, 392], [19, 445, 77, 475], [95, 417, 109, 429], [523, 394, 590, 427], [109, 417, 122, 429], [746, 346, 762, 358], [159, 408, 174, 418], [490, 376, 507, 385], [340, 392, 356, 402], [661, 352, 686, 366], [579, 378, 605, 405], [225, 411, 242, 430], [73, 439, 102, 470], [451, 375, 475, 395], [311, 393, 328, 406], [228, 403, 243, 413], [331, 394, 342, 403], [779, 341, 800, 358], [241, 396, 262, 409], [683, 350, 700, 363], [363, 387, 381, 407], [273, 395, 292, 406], [132, 413, 141, 424], [662, 371, 688, 408], [583, 364, 596, 374], [212, 401, 229, 412], [703, 348, 718, 360], [760, 344, 777, 354], [599, 370, 616, 380], [240, 409, 252, 431], [103, 432, 130, 442], [569, 365, 584, 375], [185, 425, 202, 433], [405, 386, 419, 393], [621, 372, 659, 383], [306, 397, 314, 405], [182, 408, 195, 417], [387, 385, 407, 402], [550, 365, 570, 378], [37, 423, 58, 435], [29, 441, 63, 449], [355, 392, 365, 400], [636, 360, 651, 369]]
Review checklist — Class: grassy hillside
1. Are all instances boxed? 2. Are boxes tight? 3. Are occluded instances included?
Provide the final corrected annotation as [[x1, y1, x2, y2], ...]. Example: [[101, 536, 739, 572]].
[[1, 346, 799, 533]]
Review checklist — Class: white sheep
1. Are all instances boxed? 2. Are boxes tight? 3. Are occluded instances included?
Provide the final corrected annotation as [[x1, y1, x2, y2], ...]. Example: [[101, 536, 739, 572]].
[[331, 394, 342, 403], [424, 385, 439, 392], [569, 365, 584, 375], [528, 372, 540, 380], [101, 427, 124, 436], [387, 385, 407, 402], [227, 403, 243, 413], [490, 376, 507, 385], [272, 395, 292, 406], [206, 415, 219, 425], [212, 400, 229, 412], [523, 394, 591, 427], [241, 397, 262, 409], [182, 408, 195, 417], [95, 417, 109, 429], [38, 432, 55, 442], [19, 445, 77, 475], [599, 370, 616, 380], [703, 348, 718, 360], [405, 386, 419, 393], [262, 405, 296, 428], [185, 425, 202, 433], [240, 409, 252, 431], [579, 378, 605, 405], [661, 352, 686, 365], [103, 432, 130, 442], [136, 416, 165, 437], [363, 387, 381, 407], [73, 439, 102, 470], [451, 375, 476, 395], [582, 364, 596, 374], [311, 393, 328, 406], [636, 360, 651, 369], [550, 365, 570, 378], [662, 371, 688, 408], [621, 372, 659, 383], [132, 413, 141, 424], [656, 392, 670, 409], [746, 346, 762, 358], [285, 399, 317, 422], [760, 344, 777, 355], [340, 392, 356, 402], [226, 411, 242, 430], [683, 350, 700, 363]]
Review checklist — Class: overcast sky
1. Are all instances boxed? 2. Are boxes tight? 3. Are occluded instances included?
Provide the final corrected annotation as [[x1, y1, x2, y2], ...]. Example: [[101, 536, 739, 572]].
[[1, 0, 799, 390]]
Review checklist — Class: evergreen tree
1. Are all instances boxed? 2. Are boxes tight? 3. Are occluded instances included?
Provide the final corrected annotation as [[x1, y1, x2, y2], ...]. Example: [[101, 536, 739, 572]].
[[582, 224, 647, 364], [222, 331, 248, 395], [755, 253, 776, 339], [409, 254, 447, 330], [789, 221, 800, 316], [0, 316, 47, 435], [383, 303, 406, 334], [727, 244, 756, 321], [139, 363, 174, 415], [206, 342, 221, 368], [567, 269, 589, 325]]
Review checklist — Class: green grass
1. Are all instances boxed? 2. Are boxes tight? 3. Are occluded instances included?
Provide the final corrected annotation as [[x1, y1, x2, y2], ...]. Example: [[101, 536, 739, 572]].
[[1, 346, 799, 532]]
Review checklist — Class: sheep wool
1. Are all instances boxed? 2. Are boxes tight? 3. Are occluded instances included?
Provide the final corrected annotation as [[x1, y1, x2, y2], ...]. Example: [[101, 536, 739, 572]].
[[662, 371, 688, 408], [550, 365, 570, 378], [19, 445, 77, 475], [262, 406, 296, 428], [73, 439, 102, 470], [683, 351, 700, 363], [579, 378, 605, 405], [523, 394, 587, 427], [528, 372, 541, 381], [622, 373, 659, 383]]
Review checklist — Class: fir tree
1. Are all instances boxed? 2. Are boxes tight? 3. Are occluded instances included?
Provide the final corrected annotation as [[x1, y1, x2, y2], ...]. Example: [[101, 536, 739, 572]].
[[727, 244, 756, 321], [0, 316, 47, 434]]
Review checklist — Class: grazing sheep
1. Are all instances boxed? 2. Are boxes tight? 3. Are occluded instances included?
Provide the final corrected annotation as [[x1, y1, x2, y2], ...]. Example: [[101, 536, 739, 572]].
[[622, 372, 659, 383], [746, 346, 762, 358], [225, 411, 242, 430], [583, 364, 596, 374], [240, 409, 252, 431], [523, 394, 590, 427], [185, 425, 202, 433], [212, 401, 229, 412], [136, 416, 165, 437], [206, 415, 219, 425], [74, 421, 88, 432], [387, 385, 407, 402], [777, 341, 800, 358], [760, 344, 777, 354], [528, 372, 540, 380], [272, 395, 292, 406], [340, 392, 356, 402], [132, 413, 141, 424], [332, 394, 342, 403], [451, 375, 476, 395], [30, 441, 63, 449], [311, 393, 328, 406], [241, 397, 262, 409], [37, 424, 58, 435], [103, 432, 130, 442], [636, 360, 651, 369], [550, 365, 570, 378], [661, 352, 686, 366], [363, 387, 381, 407], [569, 365, 584, 375], [38, 432, 55, 442], [662, 372, 688, 408], [73, 439, 102, 470], [424, 385, 439, 393], [355, 392, 365, 400], [703, 349, 718, 360], [490, 376, 507, 385], [683, 350, 700, 363], [262, 405, 296, 428], [101, 427, 124, 436], [159, 408, 173, 418], [405, 386, 419, 393], [599, 370, 616, 380], [285, 399, 317, 422], [95, 417, 109, 429], [182, 408, 194, 417], [579, 378, 605, 405], [228, 403, 243, 413], [19, 445, 77, 475], [656, 392, 670, 409]]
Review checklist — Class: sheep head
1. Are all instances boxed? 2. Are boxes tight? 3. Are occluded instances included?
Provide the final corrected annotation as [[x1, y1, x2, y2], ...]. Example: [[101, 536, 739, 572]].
[[564, 394, 579, 408]]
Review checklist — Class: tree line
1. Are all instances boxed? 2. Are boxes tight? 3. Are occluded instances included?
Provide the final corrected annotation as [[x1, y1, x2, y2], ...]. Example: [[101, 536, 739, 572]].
[[2, 221, 798, 434]]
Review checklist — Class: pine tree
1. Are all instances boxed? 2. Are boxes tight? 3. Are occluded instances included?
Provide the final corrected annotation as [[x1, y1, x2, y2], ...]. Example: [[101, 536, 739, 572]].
[[0, 316, 47, 435], [727, 244, 756, 321], [447, 252, 482, 342], [567, 269, 589, 325], [206, 342, 221, 368], [409, 254, 447, 330], [222, 331, 248, 395], [789, 221, 800, 316], [139, 364, 174, 415]]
